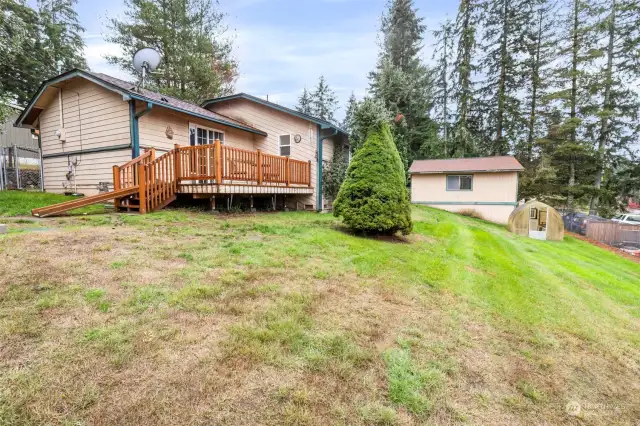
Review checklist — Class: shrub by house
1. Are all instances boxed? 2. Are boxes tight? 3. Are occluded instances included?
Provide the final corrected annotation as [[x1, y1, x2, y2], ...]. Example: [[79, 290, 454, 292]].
[[333, 122, 412, 235]]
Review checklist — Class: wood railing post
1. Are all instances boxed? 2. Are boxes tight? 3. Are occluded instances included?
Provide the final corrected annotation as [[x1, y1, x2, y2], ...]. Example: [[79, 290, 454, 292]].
[[214, 139, 222, 184], [112, 165, 121, 208], [308, 160, 312, 187], [174, 144, 181, 182], [138, 163, 147, 214], [257, 149, 263, 185], [285, 157, 290, 187], [150, 147, 156, 161]]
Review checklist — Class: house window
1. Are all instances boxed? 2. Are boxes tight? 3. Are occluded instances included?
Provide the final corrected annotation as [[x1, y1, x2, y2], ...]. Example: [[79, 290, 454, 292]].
[[446, 175, 473, 191], [189, 123, 224, 146], [279, 134, 291, 156]]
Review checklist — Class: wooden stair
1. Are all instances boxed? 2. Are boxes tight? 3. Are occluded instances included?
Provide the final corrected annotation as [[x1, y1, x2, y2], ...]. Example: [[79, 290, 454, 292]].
[[32, 146, 179, 218]]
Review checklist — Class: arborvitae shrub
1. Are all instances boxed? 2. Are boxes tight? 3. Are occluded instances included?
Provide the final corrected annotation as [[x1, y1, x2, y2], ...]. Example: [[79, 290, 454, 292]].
[[333, 122, 412, 235]]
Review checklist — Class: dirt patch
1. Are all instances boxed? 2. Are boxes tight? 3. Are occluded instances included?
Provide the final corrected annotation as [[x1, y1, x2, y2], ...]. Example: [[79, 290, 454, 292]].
[[568, 232, 640, 264]]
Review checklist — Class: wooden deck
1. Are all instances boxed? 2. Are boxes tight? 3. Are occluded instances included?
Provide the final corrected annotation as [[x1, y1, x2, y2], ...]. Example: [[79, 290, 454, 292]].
[[32, 140, 312, 217], [118, 141, 312, 213]]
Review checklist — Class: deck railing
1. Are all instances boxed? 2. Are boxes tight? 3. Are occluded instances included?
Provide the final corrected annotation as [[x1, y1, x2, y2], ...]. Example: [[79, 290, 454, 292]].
[[113, 148, 155, 190], [113, 140, 312, 214], [176, 140, 311, 187]]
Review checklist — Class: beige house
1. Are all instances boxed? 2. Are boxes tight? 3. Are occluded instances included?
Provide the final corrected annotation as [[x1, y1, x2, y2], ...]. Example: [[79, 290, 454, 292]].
[[14, 69, 347, 212], [409, 156, 524, 224]]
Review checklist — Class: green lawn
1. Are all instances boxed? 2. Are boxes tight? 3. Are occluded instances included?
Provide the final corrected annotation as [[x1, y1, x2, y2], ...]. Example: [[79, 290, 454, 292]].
[[0, 190, 109, 216], [0, 203, 638, 425]]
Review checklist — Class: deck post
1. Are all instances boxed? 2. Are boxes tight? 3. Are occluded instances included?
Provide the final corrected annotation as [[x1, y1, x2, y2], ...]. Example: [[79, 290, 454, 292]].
[[150, 147, 156, 161], [285, 156, 290, 187], [174, 144, 181, 183], [113, 165, 121, 208], [257, 149, 263, 185], [308, 160, 312, 187], [138, 163, 147, 214], [214, 139, 222, 184]]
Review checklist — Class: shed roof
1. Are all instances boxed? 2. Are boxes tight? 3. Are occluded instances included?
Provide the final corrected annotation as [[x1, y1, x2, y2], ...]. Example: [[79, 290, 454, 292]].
[[409, 156, 524, 174], [14, 69, 268, 137]]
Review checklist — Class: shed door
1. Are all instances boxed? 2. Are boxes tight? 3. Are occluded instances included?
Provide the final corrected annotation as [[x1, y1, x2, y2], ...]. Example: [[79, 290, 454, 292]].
[[528, 207, 548, 240]]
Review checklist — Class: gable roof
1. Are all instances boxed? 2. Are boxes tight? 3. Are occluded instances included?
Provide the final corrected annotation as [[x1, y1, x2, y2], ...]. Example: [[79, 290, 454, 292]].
[[409, 156, 524, 174], [201, 93, 346, 134], [14, 69, 267, 137]]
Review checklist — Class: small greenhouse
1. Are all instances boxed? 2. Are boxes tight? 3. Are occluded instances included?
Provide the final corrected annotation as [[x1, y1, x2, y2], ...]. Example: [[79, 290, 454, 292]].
[[507, 200, 564, 241]]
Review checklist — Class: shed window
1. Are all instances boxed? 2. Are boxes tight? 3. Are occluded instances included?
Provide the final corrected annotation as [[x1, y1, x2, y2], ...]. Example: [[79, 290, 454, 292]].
[[279, 134, 291, 156], [446, 175, 473, 191]]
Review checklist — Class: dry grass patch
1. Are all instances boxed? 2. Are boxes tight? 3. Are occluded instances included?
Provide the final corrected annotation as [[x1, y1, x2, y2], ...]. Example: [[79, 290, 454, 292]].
[[0, 208, 638, 425]]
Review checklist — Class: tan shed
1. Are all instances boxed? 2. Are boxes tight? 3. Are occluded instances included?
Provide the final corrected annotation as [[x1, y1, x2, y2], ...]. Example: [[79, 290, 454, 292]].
[[508, 200, 564, 241]]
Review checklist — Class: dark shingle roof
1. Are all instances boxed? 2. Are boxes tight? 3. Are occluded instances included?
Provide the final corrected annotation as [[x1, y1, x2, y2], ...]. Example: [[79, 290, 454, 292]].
[[86, 71, 267, 136], [409, 156, 524, 174]]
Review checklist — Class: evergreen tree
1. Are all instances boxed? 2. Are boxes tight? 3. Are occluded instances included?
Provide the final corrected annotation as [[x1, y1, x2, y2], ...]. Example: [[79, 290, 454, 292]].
[[333, 121, 412, 235], [0, 0, 41, 105], [348, 97, 393, 152], [519, 0, 556, 164], [477, 0, 531, 156], [296, 87, 313, 115], [369, 0, 437, 171], [106, 0, 238, 103], [432, 19, 455, 157], [38, 0, 87, 74], [0, 0, 86, 106], [586, 0, 640, 213], [451, 0, 483, 157], [544, 0, 599, 208], [310, 75, 338, 122], [322, 92, 357, 200], [341, 91, 357, 132]]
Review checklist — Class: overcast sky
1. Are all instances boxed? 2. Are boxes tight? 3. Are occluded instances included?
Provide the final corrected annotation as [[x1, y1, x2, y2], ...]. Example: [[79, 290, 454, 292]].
[[55, 0, 456, 119]]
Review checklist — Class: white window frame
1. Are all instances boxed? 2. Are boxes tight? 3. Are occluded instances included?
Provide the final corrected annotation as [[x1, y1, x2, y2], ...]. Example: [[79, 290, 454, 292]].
[[279, 134, 291, 156], [446, 174, 473, 191], [189, 122, 225, 146]]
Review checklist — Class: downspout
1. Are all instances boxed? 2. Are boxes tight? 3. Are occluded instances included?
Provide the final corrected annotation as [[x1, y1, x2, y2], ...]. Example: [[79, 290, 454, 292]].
[[58, 88, 64, 129], [38, 129, 44, 191], [129, 100, 153, 158], [316, 125, 339, 212]]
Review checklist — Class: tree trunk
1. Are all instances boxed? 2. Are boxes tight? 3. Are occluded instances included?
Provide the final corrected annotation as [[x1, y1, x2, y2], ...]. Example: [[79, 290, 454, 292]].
[[590, 0, 616, 214], [567, 0, 579, 209], [443, 24, 449, 156], [458, 0, 472, 157], [527, 9, 543, 163], [495, 0, 509, 156]]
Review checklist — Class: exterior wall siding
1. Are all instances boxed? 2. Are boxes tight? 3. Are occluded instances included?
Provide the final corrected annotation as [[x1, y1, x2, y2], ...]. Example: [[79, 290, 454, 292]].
[[39, 78, 130, 157], [207, 98, 336, 208], [38, 78, 131, 195], [137, 106, 256, 153], [42, 149, 131, 196], [411, 172, 518, 224]]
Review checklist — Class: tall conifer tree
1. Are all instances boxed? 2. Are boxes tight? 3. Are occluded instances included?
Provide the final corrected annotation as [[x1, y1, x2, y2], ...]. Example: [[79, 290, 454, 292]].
[[369, 0, 436, 170], [106, 0, 238, 103], [451, 0, 482, 157], [477, 0, 530, 156], [432, 19, 455, 157]]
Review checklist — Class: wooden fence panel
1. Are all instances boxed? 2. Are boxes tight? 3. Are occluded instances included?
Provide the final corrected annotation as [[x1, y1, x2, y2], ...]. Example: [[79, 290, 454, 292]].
[[586, 221, 640, 245]]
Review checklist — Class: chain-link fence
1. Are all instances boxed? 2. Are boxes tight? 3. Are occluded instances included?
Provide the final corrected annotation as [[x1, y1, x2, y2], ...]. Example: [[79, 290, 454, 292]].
[[0, 145, 43, 191]]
